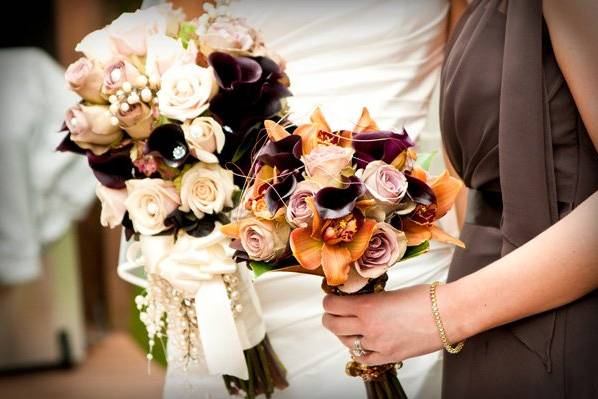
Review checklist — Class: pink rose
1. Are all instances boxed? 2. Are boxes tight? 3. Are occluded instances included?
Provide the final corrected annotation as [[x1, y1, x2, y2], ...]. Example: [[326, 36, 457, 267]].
[[181, 117, 224, 163], [125, 178, 180, 236], [285, 180, 320, 228], [240, 218, 290, 262], [95, 183, 127, 228], [303, 145, 354, 187], [65, 57, 106, 104], [102, 60, 142, 95], [115, 102, 153, 139], [65, 104, 122, 155], [355, 222, 407, 278]]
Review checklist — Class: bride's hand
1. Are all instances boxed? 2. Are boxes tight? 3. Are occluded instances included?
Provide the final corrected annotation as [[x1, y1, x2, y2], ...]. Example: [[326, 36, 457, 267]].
[[322, 285, 450, 365]]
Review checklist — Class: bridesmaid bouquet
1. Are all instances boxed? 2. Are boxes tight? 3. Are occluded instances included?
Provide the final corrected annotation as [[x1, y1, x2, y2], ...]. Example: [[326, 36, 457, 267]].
[[222, 108, 464, 399], [56, 4, 290, 398]]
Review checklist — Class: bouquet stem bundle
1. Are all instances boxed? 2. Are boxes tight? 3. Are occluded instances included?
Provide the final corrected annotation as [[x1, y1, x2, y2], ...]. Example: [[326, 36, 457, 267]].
[[323, 275, 408, 399], [223, 336, 289, 399]]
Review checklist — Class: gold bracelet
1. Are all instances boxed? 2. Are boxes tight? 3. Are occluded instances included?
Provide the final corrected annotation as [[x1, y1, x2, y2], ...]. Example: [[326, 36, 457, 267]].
[[430, 281, 465, 354]]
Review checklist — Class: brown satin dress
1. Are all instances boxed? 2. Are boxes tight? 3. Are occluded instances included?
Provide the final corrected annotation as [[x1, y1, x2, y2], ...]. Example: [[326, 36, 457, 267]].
[[440, 0, 598, 398]]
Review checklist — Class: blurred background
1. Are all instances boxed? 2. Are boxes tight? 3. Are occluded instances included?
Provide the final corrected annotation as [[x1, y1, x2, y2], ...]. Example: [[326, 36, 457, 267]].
[[0, 1, 166, 398]]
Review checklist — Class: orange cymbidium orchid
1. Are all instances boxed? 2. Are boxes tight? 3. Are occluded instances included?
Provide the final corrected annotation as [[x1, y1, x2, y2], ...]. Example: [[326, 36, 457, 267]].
[[264, 107, 380, 156], [404, 169, 465, 248], [289, 198, 377, 286], [243, 164, 286, 220]]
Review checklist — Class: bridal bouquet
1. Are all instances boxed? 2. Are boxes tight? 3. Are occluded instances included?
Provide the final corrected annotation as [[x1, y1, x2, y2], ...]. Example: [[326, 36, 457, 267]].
[[57, 3, 290, 398], [222, 108, 464, 398]]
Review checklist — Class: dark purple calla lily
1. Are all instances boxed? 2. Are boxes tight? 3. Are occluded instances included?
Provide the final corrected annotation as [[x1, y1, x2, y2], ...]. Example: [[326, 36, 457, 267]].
[[406, 175, 438, 225], [256, 134, 302, 171], [87, 145, 135, 189], [146, 123, 190, 168], [56, 132, 87, 155], [315, 176, 366, 219], [265, 172, 298, 215], [352, 129, 414, 169], [208, 52, 292, 159]]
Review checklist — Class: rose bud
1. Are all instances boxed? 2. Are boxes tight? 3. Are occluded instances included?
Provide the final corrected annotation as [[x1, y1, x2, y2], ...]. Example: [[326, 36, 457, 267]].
[[95, 183, 127, 228], [102, 59, 142, 95], [115, 101, 153, 139], [65, 104, 122, 155], [65, 57, 107, 104], [181, 117, 225, 163]]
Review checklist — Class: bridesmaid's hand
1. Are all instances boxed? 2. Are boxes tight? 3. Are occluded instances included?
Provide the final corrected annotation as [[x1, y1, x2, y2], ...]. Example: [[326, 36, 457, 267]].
[[322, 285, 449, 365]]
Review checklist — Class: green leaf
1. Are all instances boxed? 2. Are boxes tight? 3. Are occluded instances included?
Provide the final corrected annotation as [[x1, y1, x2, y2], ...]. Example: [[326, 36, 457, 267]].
[[416, 151, 437, 172], [249, 261, 278, 278], [400, 240, 430, 261], [178, 22, 197, 49]]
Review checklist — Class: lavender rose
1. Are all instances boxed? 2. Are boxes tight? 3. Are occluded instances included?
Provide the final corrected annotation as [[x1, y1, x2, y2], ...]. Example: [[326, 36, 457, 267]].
[[361, 160, 408, 220], [125, 178, 180, 236], [285, 180, 320, 228], [115, 102, 153, 139], [303, 145, 354, 188], [240, 218, 290, 262], [355, 222, 407, 279], [202, 16, 264, 54], [65, 104, 122, 155], [65, 57, 106, 104], [102, 60, 142, 95]]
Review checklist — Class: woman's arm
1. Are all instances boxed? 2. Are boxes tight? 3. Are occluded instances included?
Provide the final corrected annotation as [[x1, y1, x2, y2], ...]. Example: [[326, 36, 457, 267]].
[[322, 0, 598, 365]]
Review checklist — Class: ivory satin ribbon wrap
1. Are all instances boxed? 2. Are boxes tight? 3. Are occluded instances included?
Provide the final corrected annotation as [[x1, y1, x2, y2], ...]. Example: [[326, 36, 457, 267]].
[[118, 229, 266, 380]]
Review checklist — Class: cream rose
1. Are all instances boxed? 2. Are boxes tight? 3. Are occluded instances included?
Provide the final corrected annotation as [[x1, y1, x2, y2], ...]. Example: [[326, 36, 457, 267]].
[[145, 35, 198, 79], [65, 58, 106, 104], [157, 63, 215, 122], [95, 183, 127, 228], [115, 102, 153, 139], [239, 218, 290, 262], [181, 117, 225, 163], [75, 29, 114, 66], [179, 163, 236, 218], [125, 179, 180, 236], [303, 145, 354, 187], [65, 104, 122, 155], [107, 5, 181, 56]]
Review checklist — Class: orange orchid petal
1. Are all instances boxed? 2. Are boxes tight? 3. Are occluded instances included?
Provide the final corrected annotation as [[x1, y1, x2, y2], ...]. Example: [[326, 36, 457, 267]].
[[339, 130, 353, 148], [409, 166, 428, 182], [354, 107, 379, 133], [321, 244, 352, 286], [220, 221, 241, 238], [290, 228, 323, 270], [429, 224, 465, 248], [264, 120, 290, 142], [403, 220, 432, 246], [310, 106, 331, 132], [304, 196, 322, 239], [429, 171, 464, 219], [345, 219, 377, 261], [294, 124, 319, 154]]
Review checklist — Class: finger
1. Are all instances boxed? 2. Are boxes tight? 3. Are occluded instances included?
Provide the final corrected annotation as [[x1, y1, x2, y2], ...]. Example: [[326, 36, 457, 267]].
[[337, 335, 376, 353], [322, 313, 363, 336], [322, 294, 358, 316]]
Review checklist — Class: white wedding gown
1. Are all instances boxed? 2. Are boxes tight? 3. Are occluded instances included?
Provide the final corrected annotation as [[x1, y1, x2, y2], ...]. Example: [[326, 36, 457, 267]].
[[164, 1, 454, 399]]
